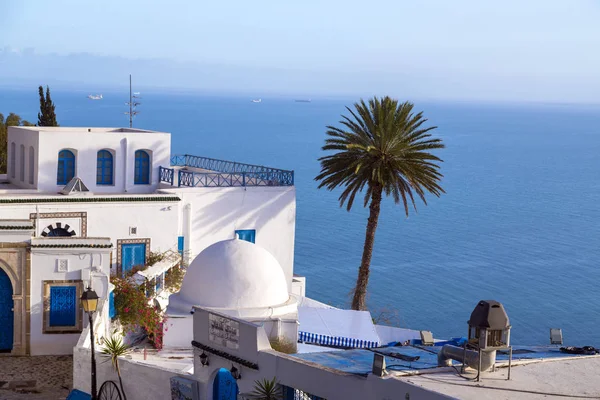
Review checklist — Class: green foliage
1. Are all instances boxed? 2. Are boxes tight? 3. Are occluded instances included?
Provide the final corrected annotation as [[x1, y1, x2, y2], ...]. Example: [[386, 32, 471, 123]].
[[0, 112, 34, 173], [5, 113, 22, 127], [315, 96, 445, 310], [101, 335, 131, 369], [269, 337, 296, 354], [101, 335, 129, 400], [146, 251, 165, 267], [315, 97, 444, 214], [248, 377, 283, 400], [164, 265, 186, 292], [111, 275, 165, 349], [37, 85, 59, 126]]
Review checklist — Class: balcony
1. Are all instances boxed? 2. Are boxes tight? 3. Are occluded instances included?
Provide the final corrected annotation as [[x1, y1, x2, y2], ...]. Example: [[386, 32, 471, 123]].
[[159, 154, 294, 188]]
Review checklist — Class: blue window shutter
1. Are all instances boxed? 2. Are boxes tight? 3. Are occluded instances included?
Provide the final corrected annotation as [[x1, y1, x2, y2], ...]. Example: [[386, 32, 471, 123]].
[[57, 150, 75, 185], [177, 236, 184, 254], [49, 286, 77, 326], [121, 243, 146, 276], [96, 150, 113, 185], [134, 150, 150, 184], [235, 229, 256, 243]]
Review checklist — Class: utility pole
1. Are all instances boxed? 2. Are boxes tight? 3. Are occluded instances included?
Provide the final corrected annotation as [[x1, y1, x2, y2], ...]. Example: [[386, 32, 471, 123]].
[[125, 74, 140, 128]]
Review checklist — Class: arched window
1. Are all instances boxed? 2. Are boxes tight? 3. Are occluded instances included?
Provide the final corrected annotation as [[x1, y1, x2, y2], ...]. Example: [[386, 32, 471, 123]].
[[28, 147, 34, 184], [96, 150, 114, 185], [19, 144, 25, 182], [57, 150, 75, 185], [10, 142, 15, 178], [134, 150, 150, 184]]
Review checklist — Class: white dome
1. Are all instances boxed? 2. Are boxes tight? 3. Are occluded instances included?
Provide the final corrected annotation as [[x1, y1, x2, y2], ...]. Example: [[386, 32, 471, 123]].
[[169, 239, 289, 312]]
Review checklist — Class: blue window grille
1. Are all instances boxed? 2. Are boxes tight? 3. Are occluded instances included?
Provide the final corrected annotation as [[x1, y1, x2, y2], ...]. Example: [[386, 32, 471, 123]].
[[235, 229, 256, 243], [96, 150, 113, 185], [57, 150, 75, 185], [49, 286, 77, 327], [177, 236, 184, 255], [121, 243, 146, 276], [134, 150, 150, 184]]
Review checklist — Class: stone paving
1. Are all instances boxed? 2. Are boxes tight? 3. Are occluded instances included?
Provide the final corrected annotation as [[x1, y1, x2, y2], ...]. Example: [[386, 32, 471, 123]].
[[0, 356, 72, 400]]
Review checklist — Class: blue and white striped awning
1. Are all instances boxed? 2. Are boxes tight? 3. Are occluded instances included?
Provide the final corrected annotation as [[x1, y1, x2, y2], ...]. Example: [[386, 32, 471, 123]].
[[298, 307, 381, 349]]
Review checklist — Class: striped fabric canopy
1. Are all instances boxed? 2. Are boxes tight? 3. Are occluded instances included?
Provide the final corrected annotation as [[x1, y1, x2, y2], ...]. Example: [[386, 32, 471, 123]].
[[298, 307, 381, 349]]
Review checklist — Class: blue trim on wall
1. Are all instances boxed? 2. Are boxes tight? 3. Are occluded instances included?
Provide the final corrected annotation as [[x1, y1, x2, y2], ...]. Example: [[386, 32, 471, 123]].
[[177, 236, 184, 254]]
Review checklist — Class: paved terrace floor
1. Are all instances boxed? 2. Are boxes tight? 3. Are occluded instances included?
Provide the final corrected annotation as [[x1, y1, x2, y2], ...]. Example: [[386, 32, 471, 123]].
[[0, 355, 72, 400], [406, 356, 600, 399]]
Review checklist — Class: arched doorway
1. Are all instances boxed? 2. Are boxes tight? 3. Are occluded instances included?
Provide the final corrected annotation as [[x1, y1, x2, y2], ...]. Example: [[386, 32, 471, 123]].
[[212, 368, 238, 400], [0, 267, 14, 352]]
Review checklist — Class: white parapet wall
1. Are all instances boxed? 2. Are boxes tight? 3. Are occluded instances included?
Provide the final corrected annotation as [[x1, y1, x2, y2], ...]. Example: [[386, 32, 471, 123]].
[[73, 347, 193, 400]]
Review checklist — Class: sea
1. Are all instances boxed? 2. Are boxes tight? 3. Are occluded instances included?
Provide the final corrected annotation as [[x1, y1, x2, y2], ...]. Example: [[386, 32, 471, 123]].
[[2, 88, 600, 346]]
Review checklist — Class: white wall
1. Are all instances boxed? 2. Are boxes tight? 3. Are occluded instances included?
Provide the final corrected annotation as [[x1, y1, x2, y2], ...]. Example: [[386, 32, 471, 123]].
[[8, 127, 171, 194], [7, 128, 39, 189], [30, 247, 112, 355], [0, 198, 181, 270], [169, 186, 296, 289], [191, 308, 449, 400], [73, 347, 193, 400]]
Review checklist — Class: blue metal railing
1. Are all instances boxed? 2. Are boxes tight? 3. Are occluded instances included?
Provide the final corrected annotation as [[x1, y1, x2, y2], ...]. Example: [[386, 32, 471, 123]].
[[159, 155, 294, 188], [159, 166, 174, 185]]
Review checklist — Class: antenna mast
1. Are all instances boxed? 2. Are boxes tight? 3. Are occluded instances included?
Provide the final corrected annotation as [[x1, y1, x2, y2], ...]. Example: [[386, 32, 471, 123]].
[[125, 74, 140, 127]]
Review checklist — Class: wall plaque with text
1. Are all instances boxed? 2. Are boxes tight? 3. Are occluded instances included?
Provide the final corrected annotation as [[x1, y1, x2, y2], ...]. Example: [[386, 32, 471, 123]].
[[208, 313, 239, 349]]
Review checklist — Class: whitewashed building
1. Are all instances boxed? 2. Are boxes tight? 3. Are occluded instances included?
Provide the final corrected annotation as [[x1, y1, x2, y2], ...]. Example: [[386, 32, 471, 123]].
[[0, 126, 298, 356]]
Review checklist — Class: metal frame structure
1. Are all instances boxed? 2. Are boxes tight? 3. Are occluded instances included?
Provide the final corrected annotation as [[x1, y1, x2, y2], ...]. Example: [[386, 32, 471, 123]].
[[159, 154, 294, 188]]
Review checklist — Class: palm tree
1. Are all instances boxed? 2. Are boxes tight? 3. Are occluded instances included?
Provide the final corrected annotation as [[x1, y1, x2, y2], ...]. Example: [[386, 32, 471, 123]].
[[315, 96, 445, 311], [247, 377, 283, 400], [101, 335, 131, 399]]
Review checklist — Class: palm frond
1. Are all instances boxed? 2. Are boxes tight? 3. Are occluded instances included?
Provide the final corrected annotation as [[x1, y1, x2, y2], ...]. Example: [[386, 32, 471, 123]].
[[314, 96, 445, 216], [101, 335, 131, 371], [247, 377, 283, 400]]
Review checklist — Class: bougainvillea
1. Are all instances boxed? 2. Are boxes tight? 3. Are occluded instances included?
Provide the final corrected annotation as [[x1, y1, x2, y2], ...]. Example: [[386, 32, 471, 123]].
[[111, 275, 165, 349]]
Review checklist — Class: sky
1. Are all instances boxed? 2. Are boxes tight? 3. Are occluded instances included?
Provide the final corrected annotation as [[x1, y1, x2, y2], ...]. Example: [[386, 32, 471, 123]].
[[1, 0, 600, 102]]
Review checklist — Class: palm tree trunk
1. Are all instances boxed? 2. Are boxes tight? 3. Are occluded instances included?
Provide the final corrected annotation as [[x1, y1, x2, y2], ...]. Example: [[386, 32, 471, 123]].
[[351, 185, 383, 311], [116, 362, 127, 400]]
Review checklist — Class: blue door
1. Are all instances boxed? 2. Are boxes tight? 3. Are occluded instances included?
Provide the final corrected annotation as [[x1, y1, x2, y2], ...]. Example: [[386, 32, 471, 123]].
[[213, 368, 238, 400], [0, 268, 14, 351], [121, 243, 146, 276]]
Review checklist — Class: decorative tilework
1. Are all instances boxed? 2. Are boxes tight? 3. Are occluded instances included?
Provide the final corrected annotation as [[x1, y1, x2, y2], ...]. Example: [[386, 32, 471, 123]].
[[30, 212, 87, 237], [56, 259, 68, 272]]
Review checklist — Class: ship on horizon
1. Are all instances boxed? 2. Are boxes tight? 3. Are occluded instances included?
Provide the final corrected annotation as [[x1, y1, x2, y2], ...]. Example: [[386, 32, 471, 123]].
[[295, 99, 311, 103], [88, 94, 103, 100]]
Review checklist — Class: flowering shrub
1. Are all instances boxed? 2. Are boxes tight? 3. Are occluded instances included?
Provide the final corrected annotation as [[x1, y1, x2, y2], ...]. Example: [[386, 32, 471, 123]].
[[111, 275, 165, 349]]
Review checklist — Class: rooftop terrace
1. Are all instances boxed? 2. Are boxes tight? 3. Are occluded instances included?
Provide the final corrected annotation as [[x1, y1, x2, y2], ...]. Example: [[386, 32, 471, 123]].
[[159, 154, 294, 188], [292, 344, 600, 398]]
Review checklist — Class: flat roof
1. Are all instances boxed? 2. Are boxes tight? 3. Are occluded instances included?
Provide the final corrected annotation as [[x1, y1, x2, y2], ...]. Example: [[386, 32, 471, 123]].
[[292, 344, 598, 375], [406, 355, 600, 399], [9, 126, 167, 134]]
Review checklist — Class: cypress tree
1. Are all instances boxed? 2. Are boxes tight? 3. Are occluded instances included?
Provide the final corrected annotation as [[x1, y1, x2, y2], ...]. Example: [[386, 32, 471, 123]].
[[37, 85, 59, 126]]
